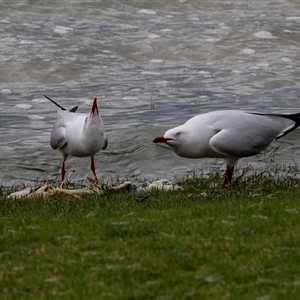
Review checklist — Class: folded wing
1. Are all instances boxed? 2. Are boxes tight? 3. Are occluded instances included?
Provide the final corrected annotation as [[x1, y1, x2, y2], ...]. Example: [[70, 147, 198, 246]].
[[209, 113, 296, 158]]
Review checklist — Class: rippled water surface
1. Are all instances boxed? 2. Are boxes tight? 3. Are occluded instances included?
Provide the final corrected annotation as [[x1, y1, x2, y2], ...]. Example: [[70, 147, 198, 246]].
[[1, 0, 300, 185]]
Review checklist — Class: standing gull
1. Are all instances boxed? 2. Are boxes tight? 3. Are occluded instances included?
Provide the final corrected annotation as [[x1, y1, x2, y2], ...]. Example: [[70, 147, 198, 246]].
[[153, 110, 300, 186], [46, 95, 108, 184]]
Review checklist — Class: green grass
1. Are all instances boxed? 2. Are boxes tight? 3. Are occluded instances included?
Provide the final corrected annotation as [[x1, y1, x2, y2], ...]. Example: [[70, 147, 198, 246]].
[[1, 173, 300, 299]]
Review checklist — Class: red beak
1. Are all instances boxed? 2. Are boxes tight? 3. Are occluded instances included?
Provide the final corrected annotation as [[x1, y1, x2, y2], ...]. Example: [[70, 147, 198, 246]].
[[153, 136, 174, 143], [90, 97, 98, 116]]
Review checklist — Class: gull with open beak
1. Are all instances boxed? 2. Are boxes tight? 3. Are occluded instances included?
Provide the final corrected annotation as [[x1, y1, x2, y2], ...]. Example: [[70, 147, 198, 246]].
[[153, 110, 300, 186], [47, 95, 108, 185]]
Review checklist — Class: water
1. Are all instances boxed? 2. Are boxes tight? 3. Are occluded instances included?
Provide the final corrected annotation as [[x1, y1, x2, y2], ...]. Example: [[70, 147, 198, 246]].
[[1, 1, 300, 185]]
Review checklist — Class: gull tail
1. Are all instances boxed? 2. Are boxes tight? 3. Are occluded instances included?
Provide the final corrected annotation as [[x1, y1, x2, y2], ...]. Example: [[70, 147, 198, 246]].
[[277, 112, 300, 139], [44, 95, 78, 113]]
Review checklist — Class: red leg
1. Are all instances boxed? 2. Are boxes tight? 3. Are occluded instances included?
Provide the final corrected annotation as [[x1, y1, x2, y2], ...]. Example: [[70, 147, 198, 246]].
[[61, 160, 66, 183], [223, 166, 234, 187], [60, 155, 68, 184], [91, 156, 99, 184]]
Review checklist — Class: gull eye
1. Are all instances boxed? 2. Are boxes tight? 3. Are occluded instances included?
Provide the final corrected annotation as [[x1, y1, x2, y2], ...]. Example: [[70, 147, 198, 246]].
[[176, 132, 181, 138]]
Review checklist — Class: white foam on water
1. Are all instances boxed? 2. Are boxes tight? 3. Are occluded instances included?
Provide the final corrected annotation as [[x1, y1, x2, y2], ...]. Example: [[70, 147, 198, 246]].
[[31, 98, 49, 103], [2, 37, 17, 44], [1, 89, 12, 94], [257, 63, 270, 68], [155, 81, 168, 85], [150, 59, 164, 64], [205, 38, 220, 42], [18, 40, 37, 45], [254, 31, 277, 39], [83, 99, 94, 105], [15, 104, 33, 110], [243, 48, 255, 54], [141, 71, 160, 76], [286, 16, 300, 20], [198, 70, 211, 75], [122, 96, 139, 101], [219, 26, 230, 31], [27, 115, 45, 120], [53, 26, 74, 34], [161, 28, 173, 32], [138, 9, 156, 15], [281, 57, 292, 62], [251, 63, 270, 70], [148, 34, 160, 39]]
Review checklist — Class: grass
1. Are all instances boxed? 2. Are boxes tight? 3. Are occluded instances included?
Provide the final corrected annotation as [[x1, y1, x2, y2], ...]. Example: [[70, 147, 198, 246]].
[[1, 172, 300, 299]]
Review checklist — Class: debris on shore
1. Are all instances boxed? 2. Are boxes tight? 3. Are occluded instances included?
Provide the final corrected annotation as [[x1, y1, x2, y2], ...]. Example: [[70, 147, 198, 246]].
[[7, 179, 182, 199]]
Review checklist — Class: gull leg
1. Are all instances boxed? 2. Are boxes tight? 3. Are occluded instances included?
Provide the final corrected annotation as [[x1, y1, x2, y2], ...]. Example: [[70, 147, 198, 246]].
[[60, 156, 68, 188], [90, 156, 99, 184], [61, 161, 66, 183], [223, 166, 234, 187]]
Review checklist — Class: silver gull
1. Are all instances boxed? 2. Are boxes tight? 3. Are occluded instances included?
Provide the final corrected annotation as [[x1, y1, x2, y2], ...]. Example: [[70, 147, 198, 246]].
[[47, 96, 107, 184], [153, 110, 300, 186]]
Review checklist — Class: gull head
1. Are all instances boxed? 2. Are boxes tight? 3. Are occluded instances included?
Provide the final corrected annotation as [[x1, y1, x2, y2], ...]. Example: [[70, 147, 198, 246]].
[[153, 124, 208, 159], [153, 126, 186, 152], [84, 97, 104, 131], [89, 98, 99, 117]]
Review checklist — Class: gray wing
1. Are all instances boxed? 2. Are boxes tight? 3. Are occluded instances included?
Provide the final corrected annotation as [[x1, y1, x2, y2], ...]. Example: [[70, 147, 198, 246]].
[[50, 120, 67, 150], [209, 114, 295, 158], [209, 129, 275, 158]]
